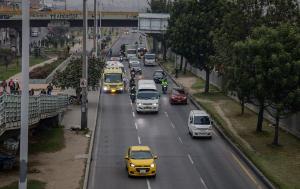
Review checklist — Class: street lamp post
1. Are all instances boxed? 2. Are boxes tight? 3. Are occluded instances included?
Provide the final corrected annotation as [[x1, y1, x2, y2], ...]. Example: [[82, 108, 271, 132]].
[[81, 0, 88, 129], [93, 0, 97, 57], [19, 0, 30, 188]]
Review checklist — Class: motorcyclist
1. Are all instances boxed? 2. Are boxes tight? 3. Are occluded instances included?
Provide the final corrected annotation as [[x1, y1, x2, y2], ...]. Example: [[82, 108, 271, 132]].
[[129, 77, 135, 88], [161, 77, 168, 93], [130, 85, 136, 103], [130, 69, 136, 79]]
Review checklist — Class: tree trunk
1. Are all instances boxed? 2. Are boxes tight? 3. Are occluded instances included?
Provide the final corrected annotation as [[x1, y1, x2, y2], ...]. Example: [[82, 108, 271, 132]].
[[204, 68, 210, 93], [183, 59, 187, 74], [179, 56, 183, 71], [272, 112, 280, 146], [256, 100, 264, 132]]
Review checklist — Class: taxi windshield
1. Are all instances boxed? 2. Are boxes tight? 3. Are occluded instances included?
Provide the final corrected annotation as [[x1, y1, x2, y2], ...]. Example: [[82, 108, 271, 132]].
[[104, 73, 122, 83], [130, 151, 152, 159]]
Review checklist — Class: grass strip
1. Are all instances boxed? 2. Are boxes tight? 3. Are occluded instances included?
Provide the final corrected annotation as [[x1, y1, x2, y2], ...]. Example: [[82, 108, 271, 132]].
[[0, 56, 48, 81], [29, 126, 65, 154], [0, 180, 46, 189]]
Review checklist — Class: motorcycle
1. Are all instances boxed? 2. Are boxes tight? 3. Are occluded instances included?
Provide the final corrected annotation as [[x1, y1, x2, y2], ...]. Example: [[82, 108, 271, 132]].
[[130, 92, 136, 103], [162, 85, 168, 94]]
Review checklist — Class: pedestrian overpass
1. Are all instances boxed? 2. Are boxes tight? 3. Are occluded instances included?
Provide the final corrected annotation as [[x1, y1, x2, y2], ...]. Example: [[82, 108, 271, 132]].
[[0, 8, 139, 28], [0, 94, 68, 136]]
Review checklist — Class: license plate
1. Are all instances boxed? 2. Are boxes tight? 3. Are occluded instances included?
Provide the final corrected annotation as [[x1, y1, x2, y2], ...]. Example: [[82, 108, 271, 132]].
[[139, 170, 146, 174]]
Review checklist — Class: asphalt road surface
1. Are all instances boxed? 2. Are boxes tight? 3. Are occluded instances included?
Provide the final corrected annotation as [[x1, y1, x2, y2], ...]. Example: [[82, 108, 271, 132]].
[[88, 32, 266, 189]]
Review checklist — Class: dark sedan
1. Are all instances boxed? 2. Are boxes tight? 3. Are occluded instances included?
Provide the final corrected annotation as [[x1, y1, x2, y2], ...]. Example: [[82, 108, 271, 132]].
[[169, 87, 188, 105], [153, 70, 165, 84]]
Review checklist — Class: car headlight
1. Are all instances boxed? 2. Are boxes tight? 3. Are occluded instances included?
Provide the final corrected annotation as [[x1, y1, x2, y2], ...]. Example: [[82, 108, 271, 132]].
[[153, 103, 158, 106], [138, 103, 142, 106], [209, 125, 213, 129], [150, 163, 155, 168], [130, 163, 135, 167], [103, 86, 108, 91], [120, 87, 123, 91]]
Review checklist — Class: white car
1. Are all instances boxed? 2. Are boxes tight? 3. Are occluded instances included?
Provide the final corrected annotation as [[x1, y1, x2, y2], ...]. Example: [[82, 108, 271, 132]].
[[136, 81, 160, 113], [188, 110, 213, 138]]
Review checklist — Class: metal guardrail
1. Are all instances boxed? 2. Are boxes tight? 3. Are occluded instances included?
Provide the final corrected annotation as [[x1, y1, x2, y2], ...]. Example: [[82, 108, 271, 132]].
[[0, 94, 68, 136]]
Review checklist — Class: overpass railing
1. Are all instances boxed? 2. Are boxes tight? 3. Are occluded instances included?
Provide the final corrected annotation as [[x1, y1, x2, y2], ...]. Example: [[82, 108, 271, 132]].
[[0, 94, 68, 136]]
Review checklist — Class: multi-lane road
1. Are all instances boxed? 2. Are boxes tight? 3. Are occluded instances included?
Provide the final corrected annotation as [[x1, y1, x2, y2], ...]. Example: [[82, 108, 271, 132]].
[[88, 32, 266, 189]]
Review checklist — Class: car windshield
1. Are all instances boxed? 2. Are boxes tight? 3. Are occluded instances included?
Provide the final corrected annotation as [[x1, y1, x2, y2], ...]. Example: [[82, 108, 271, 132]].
[[194, 116, 211, 125], [154, 72, 163, 77], [145, 54, 155, 59], [127, 50, 136, 54], [130, 58, 139, 62], [137, 91, 159, 100], [104, 73, 122, 83], [130, 151, 152, 159], [131, 63, 140, 67], [173, 89, 185, 95]]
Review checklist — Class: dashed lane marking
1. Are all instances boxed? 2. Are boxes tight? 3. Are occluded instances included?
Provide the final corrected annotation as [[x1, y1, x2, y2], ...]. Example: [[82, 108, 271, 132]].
[[188, 154, 194, 164], [171, 122, 175, 129], [200, 177, 209, 189], [164, 111, 169, 117], [146, 179, 151, 189], [135, 122, 138, 130], [178, 136, 183, 144], [138, 136, 141, 144], [132, 112, 135, 117]]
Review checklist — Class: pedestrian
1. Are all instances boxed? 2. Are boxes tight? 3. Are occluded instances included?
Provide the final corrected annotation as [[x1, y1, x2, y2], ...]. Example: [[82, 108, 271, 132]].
[[40, 89, 46, 95], [47, 83, 53, 95], [8, 79, 15, 94], [29, 89, 34, 96], [14, 79, 20, 95], [1, 80, 7, 92]]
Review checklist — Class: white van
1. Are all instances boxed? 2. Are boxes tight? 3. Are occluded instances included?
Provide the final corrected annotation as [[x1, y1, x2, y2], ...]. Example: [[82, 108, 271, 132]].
[[188, 110, 213, 138], [144, 53, 157, 66], [136, 80, 160, 113]]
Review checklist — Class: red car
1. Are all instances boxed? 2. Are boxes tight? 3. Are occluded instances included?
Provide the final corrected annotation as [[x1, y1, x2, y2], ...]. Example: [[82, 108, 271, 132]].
[[169, 87, 188, 105]]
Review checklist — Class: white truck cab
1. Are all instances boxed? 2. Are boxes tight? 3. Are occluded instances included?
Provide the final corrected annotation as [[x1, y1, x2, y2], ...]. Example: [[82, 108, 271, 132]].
[[136, 80, 160, 113], [188, 110, 213, 138]]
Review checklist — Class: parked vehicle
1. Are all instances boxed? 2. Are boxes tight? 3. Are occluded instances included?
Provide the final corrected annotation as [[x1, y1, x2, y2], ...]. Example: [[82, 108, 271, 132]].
[[188, 110, 213, 138], [169, 87, 188, 104]]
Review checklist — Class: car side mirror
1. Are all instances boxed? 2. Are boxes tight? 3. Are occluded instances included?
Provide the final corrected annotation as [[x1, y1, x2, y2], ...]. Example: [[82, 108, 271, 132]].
[[124, 156, 129, 160], [211, 121, 214, 125], [154, 156, 158, 159]]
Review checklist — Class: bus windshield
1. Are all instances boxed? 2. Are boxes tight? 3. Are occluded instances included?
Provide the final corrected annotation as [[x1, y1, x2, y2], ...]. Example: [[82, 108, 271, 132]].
[[104, 73, 122, 83]]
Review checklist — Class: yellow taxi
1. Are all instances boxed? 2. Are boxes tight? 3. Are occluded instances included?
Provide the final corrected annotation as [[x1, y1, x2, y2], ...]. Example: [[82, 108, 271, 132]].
[[124, 146, 157, 177]]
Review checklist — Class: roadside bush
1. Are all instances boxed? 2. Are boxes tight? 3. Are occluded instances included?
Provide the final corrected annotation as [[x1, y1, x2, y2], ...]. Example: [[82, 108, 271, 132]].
[[29, 60, 62, 79]]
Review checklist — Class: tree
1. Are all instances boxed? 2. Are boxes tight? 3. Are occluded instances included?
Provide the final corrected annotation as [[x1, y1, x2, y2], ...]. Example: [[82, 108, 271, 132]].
[[53, 57, 104, 97], [0, 48, 13, 71], [233, 24, 300, 145], [146, 0, 172, 13]]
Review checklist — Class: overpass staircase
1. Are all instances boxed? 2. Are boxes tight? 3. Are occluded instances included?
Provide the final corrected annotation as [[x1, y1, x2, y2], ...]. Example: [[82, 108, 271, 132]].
[[0, 94, 68, 137]]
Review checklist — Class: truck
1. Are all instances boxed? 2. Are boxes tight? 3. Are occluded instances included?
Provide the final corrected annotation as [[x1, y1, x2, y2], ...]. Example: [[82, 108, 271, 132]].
[[102, 67, 124, 93]]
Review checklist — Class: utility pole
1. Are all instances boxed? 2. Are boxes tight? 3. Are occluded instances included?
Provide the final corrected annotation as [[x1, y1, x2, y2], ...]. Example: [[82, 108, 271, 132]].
[[19, 0, 30, 188], [99, 0, 102, 60], [93, 0, 97, 57], [65, 0, 67, 10], [81, 0, 88, 129]]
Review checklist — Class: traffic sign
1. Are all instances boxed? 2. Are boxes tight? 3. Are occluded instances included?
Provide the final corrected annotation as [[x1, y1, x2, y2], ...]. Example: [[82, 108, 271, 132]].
[[80, 78, 87, 88]]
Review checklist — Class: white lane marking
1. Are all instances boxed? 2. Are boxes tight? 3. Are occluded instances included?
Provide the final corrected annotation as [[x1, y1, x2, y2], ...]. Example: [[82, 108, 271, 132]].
[[231, 153, 261, 188], [164, 111, 169, 117], [170, 122, 175, 129], [200, 177, 209, 189], [178, 136, 183, 144], [146, 179, 151, 189], [132, 112, 135, 117], [135, 122, 138, 130], [138, 136, 141, 144], [188, 154, 194, 164]]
